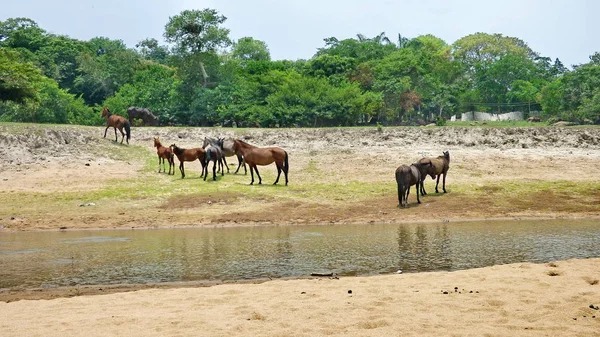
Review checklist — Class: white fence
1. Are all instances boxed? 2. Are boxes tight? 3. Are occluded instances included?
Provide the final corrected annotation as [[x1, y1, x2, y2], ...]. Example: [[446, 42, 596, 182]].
[[451, 111, 524, 122]]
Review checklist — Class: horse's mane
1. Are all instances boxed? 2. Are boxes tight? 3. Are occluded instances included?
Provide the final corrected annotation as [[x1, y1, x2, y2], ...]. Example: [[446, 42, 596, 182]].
[[236, 139, 253, 146]]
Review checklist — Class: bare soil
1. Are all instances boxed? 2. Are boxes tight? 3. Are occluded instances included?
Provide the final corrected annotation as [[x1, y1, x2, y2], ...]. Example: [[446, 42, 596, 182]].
[[0, 124, 599, 232]]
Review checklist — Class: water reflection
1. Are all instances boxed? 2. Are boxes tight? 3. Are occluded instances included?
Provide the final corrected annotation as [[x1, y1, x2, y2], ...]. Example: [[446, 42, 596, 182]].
[[0, 219, 599, 289]]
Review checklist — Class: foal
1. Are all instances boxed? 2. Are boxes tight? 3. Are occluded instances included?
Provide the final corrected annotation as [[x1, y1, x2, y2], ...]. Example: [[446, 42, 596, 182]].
[[170, 144, 206, 179], [153, 137, 174, 175]]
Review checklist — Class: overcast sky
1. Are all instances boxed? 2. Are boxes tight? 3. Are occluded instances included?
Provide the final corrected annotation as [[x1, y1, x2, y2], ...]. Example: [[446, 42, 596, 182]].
[[2, 0, 598, 67]]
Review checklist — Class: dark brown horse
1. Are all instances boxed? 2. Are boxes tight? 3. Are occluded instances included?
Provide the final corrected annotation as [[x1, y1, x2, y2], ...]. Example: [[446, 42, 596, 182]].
[[102, 107, 131, 144], [202, 136, 246, 174], [203, 145, 225, 181], [127, 107, 159, 126], [233, 139, 289, 185], [153, 137, 174, 175], [170, 144, 206, 179], [395, 163, 423, 208]]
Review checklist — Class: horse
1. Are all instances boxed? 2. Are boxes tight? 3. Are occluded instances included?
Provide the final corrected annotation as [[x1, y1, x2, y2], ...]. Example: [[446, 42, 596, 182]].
[[417, 151, 450, 195], [170, 144, 206, 179], [127, 107, 159, 126], [153, 137, 174, 175], [202, 136, 246, 174], [203, 145, 225, 181], [395, 163, 423, 208], [232, 139, 289, 185], [101, 107, 131, 144]]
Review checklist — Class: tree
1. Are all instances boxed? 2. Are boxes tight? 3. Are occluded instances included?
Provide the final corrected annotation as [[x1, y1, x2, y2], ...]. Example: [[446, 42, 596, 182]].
[[135, 38, 169, 64], [231, 37, 270, 61], [164, 9, 232, 89], [0, 48, 44, 102], [164, 9, 231, 54], [74, 37, 142, 105]]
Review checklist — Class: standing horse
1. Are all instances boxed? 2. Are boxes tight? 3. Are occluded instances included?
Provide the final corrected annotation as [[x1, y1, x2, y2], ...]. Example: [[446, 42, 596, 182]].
[[233, 139, 289, 185], [153, 137, 174, 175], [417, 151, 450, 195], [170, 144, 206, 179], [203, 145, 225, 181], [395, 163, 423, 208], [101, 107, 131, 144], [202, 137, 246, 174]]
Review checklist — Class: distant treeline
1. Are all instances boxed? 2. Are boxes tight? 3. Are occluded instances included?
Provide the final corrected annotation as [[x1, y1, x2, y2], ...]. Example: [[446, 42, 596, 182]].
[[1, 9, 599, 127]]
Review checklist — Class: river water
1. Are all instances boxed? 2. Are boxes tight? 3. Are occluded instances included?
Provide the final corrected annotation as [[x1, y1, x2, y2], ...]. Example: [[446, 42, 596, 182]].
[[1, 219, 599, 289]]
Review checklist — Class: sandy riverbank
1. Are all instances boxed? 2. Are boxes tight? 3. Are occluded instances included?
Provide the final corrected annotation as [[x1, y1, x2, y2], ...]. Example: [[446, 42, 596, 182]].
[[1, 258, 599, 336]]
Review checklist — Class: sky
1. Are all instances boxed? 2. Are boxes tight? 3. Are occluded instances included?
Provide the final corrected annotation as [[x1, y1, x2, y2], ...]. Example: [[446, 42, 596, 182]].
[[1, 0, 598, 67]]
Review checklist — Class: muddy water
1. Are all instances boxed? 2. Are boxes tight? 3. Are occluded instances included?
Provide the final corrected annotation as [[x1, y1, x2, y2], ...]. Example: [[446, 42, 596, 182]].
[[1, 219, 599, 289]]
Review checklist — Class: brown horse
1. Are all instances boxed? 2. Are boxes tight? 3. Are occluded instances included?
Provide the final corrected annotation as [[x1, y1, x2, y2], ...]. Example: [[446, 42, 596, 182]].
[[170, 144, 206, 179], [417, 151, 450, 194], [101, 107, 131, 144], [153, 137, 174, 175], [233, 139, 289, 185]]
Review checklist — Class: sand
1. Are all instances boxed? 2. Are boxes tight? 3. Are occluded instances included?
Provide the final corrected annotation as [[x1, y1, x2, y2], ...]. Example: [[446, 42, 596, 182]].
[[1, 258, 599, 336]]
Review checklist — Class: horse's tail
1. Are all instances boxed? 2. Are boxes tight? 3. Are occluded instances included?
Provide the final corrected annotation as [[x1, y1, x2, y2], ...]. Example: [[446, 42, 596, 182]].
[[283, 150, 289, 173], [124, 121, 131, 142]]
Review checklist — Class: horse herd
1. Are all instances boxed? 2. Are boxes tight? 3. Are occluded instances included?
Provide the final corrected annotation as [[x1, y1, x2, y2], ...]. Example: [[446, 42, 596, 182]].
[[102, 107, 449, 208], [153, 136, 289, 186]]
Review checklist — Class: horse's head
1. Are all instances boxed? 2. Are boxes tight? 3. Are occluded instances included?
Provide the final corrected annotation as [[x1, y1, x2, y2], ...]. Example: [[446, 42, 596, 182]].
[[153, 137, 160, 148], [443, 151, 450, 161], [101, 107, 110, 118]]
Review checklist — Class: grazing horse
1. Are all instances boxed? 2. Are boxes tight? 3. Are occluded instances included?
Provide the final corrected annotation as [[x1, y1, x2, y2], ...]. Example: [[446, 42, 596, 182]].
[[233, 139, 289, 185], [153, 137, 174, 175], [170, 144, 206, 179], [127, 107, 159, 126], [101, 107, 131, 144], [203, 145, 225, 181], [202, 136, 246, 174], [395, 163, 424, 208], [417, 151, 450, 195]]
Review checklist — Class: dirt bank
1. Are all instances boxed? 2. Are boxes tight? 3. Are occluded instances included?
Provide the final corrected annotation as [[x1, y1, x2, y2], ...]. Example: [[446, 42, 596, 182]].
[[0, 124, 599, 231]]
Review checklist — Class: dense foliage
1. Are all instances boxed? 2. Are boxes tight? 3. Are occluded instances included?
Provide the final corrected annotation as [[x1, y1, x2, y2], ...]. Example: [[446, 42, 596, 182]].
[[1, 10, 599, 126]]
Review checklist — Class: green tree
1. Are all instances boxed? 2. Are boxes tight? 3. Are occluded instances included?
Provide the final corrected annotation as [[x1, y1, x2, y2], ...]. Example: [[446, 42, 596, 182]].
[[231, 37, 270, 61]]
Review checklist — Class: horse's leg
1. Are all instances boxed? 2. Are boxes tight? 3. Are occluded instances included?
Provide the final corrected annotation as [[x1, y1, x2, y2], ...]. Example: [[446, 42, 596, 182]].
[[442, 172, 447, 193], [212, 160, 217, 180], [254, 166, 262, 185], [249, 165, 255, 185], [420, 176, 427, 195], [104, 126, 109, 138], [397, 183, 402, 208], [435, 175, 441, 193], [222, 156, 229, 173], [199, 159, 205, 178], [219, 158, 224, 176], [180, 162, 185, 179], [416, 182, 421, 204], [273, 162, 282, 185], [119, 127, 126, 144]]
